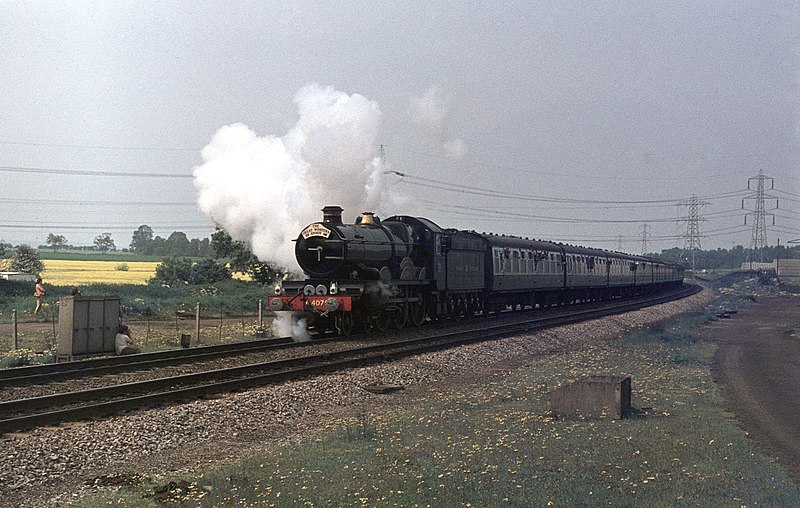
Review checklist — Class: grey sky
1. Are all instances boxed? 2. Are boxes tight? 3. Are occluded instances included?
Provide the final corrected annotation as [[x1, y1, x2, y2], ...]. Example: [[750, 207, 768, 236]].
[[1, 1, 798, 257]]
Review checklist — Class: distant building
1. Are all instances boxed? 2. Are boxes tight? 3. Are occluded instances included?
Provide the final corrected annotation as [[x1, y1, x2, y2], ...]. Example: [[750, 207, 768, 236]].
[[740, 259, 800, 277], [0, 272, 36, 282]]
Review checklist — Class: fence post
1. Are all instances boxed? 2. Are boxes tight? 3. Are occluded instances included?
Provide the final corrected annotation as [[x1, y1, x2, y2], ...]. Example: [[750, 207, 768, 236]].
[[195, 302, 201, 345], [258, 299, 263, 329], [51, 309, 57, 344], [12, 309, 18, 350]]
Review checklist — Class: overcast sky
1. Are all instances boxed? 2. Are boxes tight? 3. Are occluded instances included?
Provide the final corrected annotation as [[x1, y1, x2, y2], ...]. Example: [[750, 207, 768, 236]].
[[2, 1, 798, 262]]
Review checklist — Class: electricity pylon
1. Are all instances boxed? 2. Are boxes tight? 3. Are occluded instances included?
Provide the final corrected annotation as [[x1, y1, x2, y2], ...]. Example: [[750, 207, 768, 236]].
[[742, 170, 778, 264]]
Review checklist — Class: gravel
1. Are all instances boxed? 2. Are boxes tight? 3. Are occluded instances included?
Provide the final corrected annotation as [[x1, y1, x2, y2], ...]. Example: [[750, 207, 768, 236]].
[[0, 340, 377, 402], [0, 289, 714, 507]]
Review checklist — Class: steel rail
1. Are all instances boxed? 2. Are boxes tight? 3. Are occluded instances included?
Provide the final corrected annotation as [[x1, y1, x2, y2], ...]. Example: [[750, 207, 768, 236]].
[[0, 285, 700, 434], [0, 337, 331, 387]]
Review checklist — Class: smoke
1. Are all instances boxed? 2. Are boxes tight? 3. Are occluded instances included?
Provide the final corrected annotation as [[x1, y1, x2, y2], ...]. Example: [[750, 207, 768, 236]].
[[408, 85, 468, 161], [193, 83, 386, 273], [272, 313, 311, 342]]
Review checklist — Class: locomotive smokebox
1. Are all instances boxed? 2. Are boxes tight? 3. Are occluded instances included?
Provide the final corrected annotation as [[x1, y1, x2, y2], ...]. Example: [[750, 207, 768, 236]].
[[322, 206, 344, 225]]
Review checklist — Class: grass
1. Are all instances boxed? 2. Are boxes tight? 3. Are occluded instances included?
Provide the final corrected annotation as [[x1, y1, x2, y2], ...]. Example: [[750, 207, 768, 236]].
[[69, 312, 800, 507], [36, 250, 168, 262]]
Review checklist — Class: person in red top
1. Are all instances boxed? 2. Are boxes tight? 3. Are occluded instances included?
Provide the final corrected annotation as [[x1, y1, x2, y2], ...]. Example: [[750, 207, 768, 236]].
[[33, 277, 45, 315]]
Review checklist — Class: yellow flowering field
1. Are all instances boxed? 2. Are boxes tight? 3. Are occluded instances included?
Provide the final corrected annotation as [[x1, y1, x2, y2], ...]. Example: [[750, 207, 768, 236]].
[[41, 260, 159, 286]]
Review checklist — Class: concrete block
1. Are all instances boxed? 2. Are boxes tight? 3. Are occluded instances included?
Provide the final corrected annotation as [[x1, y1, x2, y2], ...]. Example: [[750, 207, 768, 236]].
[[547, 376, 631, 419]]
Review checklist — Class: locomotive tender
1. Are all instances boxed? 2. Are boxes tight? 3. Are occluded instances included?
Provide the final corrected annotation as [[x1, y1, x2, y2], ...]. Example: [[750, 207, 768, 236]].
[[268, 206, 684, 336]]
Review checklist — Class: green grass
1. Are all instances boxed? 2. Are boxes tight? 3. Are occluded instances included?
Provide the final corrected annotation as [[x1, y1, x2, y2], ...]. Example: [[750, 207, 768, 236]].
[[34, 249, 169, 262], [69, 312, 800, 507]]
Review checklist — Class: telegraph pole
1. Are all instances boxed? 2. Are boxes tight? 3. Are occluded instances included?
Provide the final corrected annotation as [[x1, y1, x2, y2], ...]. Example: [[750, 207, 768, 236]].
[[742, 170, 778, 265]]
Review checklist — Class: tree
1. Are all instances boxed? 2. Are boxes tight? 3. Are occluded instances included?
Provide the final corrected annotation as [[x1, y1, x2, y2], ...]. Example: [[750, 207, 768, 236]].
[[94, 232, 116, 253], [151, 236, 167, 256], [46, 233, 68, 250], [197, 238, 212, 257], [10, 244, 44, 274], [211, 228, 279, 284], [165, 231, 190, 256], [0, 239, 10, 258], [130, 225, 154, 254]]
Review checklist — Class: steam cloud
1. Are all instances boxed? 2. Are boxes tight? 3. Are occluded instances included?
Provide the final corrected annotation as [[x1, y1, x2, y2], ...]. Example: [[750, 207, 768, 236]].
[[193, 83, 386, 273], [408, 85, 467, 161], [273, 313, 311, 342]]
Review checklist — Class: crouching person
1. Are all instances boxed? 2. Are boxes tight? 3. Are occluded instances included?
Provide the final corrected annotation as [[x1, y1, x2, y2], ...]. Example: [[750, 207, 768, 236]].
[[115, 324, 140, 355]]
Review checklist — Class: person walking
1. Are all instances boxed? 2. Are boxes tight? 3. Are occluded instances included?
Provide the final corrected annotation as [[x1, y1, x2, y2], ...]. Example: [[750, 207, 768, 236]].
[[33, 277, 45, 315]]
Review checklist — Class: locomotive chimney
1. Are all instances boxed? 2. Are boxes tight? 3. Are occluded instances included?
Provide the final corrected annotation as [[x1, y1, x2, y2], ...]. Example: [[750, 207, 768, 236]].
[[321, 206, 344, 225], [360, 212, 376, 225]]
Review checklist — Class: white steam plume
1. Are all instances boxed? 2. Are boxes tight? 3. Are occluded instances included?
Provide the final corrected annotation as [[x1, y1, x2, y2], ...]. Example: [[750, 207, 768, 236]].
[[408, 85, 467, 161], [273, 313, 311, 342], [193, 83, 386, 273]]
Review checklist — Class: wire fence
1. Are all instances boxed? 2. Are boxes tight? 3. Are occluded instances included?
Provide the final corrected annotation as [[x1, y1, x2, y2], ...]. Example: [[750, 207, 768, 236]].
[[0, 301, 275, 355]]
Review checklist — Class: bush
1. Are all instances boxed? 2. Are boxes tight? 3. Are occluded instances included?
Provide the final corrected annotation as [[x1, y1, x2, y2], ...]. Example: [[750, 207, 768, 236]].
[[0, 280, 34, 298], [10, 244, 44, 274], [189, 258, 231, 285], [115, 263, 130, 272], [152, 257, 231, 286]]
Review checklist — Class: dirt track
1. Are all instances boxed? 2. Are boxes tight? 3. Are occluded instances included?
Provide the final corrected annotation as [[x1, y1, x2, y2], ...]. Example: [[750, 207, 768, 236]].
[[709, 295, 800, 481]]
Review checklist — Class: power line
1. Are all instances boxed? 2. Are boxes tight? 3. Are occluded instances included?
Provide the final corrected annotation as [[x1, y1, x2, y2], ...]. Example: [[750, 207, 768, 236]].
[[0, 165, 192, 178], [0, 140, 200, 152], [0, 197, 198, 207], [412, 201, 707, 224], [387, 170, 743, 206], [386, 145, 780, 181]]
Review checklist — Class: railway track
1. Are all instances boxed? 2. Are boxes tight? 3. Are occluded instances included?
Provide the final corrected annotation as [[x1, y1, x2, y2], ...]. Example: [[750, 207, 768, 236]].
[[0, 284, 700, 434], [0, 336, 330, 387]]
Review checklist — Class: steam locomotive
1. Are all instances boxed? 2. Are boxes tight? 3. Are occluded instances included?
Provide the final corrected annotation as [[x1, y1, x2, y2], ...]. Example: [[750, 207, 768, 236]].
[[268, 206, 684, 336]]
